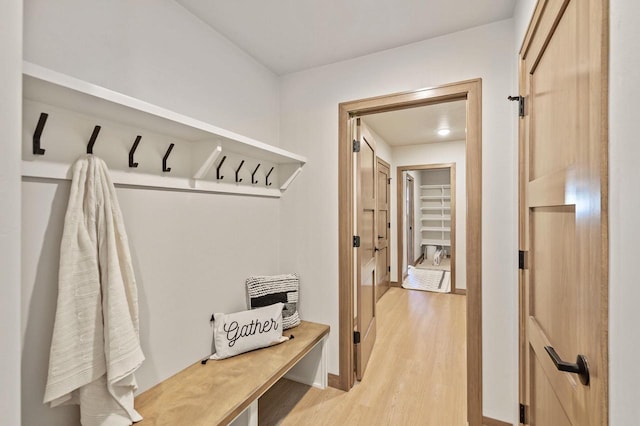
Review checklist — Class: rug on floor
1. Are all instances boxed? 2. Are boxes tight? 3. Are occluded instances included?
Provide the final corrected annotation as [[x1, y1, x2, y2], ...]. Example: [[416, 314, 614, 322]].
[[402, 266, 451, 293]]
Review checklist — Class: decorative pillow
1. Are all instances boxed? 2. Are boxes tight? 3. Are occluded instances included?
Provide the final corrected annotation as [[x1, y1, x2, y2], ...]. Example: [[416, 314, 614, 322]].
[[210, 303, 288, 360], [246, 273, 300, 329]]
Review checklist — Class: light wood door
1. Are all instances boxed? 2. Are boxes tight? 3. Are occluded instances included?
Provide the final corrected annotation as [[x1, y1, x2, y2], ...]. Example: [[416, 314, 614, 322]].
[[355, 118, 377, 380], [376, 158, 391, 301], [406, 175, 415, 274], [519, 0, 608, 424]]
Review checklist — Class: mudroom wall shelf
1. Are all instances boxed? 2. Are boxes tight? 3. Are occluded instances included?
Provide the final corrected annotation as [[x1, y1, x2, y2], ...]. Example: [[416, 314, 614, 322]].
[[22, 62, 306, 198]]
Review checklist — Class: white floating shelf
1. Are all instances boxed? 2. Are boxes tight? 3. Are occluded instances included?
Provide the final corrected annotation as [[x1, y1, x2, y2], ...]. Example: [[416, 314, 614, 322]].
[[21, 62, 306, 198], [421, 239, 451, 246], [421, 215, 451, 220], [420, 184, 451, 189], [420, 195, 451, 200], [421, 227, 451, 232], [420, 206, 451, 211]]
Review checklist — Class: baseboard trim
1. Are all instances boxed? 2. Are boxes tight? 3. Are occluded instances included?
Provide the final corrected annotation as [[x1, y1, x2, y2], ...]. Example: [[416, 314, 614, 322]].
[[328, 373, 341, 389], [454, 288, 467, 295], [390, 281, 401, 288], [482, 416, 512, 426], [413, 254, 424, 266]]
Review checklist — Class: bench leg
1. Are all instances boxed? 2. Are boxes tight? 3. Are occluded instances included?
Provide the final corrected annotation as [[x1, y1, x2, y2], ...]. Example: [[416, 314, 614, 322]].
[[247, 400, 258, 426], [228, 400, 258, 426], [284, 335, 328, 389]]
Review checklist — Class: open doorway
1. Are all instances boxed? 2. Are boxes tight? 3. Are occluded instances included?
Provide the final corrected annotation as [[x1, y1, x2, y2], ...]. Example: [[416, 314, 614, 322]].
[[397, 164, 462, 295], [337, 79, 482, 424]]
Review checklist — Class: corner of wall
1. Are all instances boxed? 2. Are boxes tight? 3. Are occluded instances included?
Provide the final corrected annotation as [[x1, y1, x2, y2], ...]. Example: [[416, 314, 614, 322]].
[[0, 0, 23, 424]]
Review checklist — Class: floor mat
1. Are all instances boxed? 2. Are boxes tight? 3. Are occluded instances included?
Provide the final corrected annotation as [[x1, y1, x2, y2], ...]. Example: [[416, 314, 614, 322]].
[[402, 266, 451, 293]]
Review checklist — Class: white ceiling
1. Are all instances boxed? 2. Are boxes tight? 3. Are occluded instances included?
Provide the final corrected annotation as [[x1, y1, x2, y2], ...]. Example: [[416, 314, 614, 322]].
[[362, 100, 466, 146], [176, 0, 517, 75]]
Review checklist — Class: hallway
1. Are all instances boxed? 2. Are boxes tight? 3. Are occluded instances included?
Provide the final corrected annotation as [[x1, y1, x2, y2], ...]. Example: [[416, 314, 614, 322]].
[[259, 288, 467, 425]]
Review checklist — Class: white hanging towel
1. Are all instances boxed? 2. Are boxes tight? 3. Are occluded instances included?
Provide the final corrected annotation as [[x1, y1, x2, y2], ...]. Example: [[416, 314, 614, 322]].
[[44, 155, 145, 425]]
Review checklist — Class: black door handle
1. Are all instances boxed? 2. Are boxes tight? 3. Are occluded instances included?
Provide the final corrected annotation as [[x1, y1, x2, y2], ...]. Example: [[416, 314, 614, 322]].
[[378, 235, 384, 239], [374, 247, 380, 252], [544, 346, 590, 385]]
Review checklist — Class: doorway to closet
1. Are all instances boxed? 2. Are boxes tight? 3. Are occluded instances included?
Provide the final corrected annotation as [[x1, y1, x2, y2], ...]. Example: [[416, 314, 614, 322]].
[[337, 79, 482, 424], [397, 164, 461, 295]]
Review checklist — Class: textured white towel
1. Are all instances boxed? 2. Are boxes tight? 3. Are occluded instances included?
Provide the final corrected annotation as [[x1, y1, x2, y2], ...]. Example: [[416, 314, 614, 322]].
[[44, 155, 145, 425]]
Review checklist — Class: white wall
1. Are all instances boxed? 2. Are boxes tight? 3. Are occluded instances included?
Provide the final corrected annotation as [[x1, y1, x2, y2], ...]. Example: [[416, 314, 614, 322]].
[[278, 19, 517, 423], [0, 1, 22, 425], [609, 0, 640, 424], [23, 0, 280, 145], [394, 142, 467, 290], [513, 0, 537, 53], [421, 168, 450, 185], [21, 1, 284, 425]]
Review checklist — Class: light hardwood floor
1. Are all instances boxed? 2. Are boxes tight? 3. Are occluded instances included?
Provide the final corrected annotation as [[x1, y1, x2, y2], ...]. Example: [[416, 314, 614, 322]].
[[259, 287, 467, 425]]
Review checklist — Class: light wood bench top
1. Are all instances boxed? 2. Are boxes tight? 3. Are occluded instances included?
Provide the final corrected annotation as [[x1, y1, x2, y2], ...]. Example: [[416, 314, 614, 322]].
[[135, 320, 330, 426]]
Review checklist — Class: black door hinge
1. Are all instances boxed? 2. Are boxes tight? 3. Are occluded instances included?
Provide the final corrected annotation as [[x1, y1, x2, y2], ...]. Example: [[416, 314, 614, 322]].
[[519, 403, 527, 424], [353, 139, 361, 152], [353, 235, 361, 248], [388, 266, 391, 272], [353, 331, 361, 344], [508, 95, 526, 117], [519, 250, 528, 270], [387, 178, 391, 184], [388, 222, 391, 228]]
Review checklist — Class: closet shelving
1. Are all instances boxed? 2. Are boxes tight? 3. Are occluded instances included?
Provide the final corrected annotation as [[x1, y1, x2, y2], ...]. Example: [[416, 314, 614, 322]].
[[419, 184, 451, 247], [21, 62, 306, 198]]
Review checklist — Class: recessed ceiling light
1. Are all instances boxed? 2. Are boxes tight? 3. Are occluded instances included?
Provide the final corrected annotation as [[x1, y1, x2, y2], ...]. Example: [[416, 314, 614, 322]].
[[437, 128, 451, 136]]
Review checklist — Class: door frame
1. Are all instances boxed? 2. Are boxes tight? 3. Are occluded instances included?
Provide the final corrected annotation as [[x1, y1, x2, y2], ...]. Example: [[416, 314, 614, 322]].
[[397, 164, 457, 293], [337, 79, 482, 425], [405, 174, 415, 278]]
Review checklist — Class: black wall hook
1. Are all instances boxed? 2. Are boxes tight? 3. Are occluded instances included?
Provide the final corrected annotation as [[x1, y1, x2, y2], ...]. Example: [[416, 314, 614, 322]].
[[129, 135, 141, 168], [266, 167, 274, 186], [87, 125, 101, 154], [235, 160, 245, 183], [216, 156, 227, 180], [162, 143, 175, 172], [33, 112, 48, 155], [251, 163, 261, 184]]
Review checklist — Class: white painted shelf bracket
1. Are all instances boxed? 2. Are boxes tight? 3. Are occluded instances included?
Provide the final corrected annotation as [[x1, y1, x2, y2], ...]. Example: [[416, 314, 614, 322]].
[[280, 165, 303, 192], [193, 145, 222, 180]]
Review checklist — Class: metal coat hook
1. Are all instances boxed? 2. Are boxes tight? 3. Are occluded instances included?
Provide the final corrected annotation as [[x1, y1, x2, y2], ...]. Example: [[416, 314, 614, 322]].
[[87, 125, 101, 154], [235, 160, 245, 183], [33, 112, 49, 155], [265, 167, 274, 186], [129, 135, 141, 168], [162, 143, 175, 172], [251, 163, 261, 184], [216, 156, 227, 180]]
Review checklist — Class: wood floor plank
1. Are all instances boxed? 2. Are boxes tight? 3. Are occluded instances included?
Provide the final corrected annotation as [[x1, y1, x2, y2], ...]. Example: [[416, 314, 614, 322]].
[[259, 288, 467, 425]]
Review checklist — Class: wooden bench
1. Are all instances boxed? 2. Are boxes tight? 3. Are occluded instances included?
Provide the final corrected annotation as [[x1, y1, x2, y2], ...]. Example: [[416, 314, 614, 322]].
[[135, 321, 330, 426]]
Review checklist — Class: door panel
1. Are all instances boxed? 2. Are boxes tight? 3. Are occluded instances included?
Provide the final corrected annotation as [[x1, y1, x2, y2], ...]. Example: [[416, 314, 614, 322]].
[[376, 158, 390, 301], [356, 119, 377, 380], [519, 0, 608, 424], [531, 206, 577, 360], [531, 357, 572, 426], [529, 0, 578, 181]]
